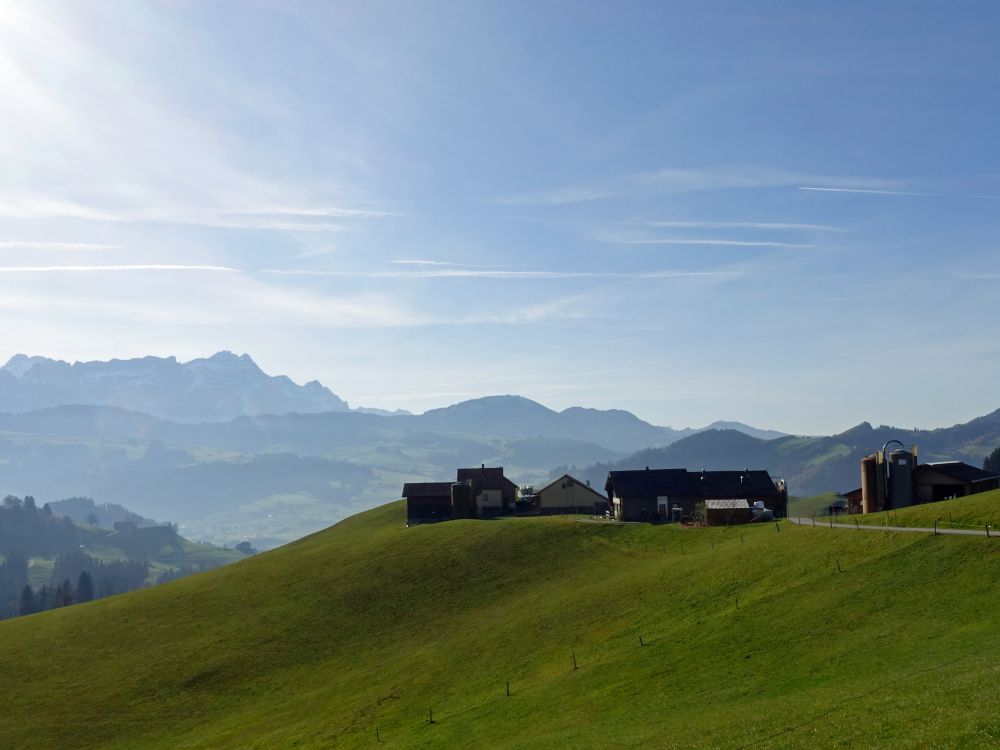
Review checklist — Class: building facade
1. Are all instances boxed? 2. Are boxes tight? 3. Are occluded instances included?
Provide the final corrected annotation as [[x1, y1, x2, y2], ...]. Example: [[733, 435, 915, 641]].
[[536, 473, 610, 515], [604, 467, 787, 522]]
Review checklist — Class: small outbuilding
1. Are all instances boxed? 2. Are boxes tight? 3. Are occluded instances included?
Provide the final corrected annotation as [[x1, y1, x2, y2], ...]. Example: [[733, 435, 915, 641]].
[[704, 498, 752, 526], [402, 482, 453, 524], [536, 473, 610, 515]]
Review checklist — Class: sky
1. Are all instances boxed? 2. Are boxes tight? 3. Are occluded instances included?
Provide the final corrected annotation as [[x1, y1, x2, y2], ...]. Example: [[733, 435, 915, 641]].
[[1, 0, 998, 435]]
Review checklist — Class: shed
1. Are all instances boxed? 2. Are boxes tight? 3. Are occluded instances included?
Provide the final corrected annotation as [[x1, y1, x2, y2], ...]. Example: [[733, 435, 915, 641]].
[[704, 498, 752, 526], [402, 482, 453, 524]]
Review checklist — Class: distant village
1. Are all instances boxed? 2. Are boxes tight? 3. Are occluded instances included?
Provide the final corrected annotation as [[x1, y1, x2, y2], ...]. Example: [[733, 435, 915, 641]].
[[402, 440, 999, 526], [403, 464, 789, 525]]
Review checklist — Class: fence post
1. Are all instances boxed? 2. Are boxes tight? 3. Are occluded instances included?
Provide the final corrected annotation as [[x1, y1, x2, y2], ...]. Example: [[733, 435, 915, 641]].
[[829, 515, 833, 529], [506, 680, 510, 697], [934, 519, 938, 535], [775, 522, 781, 532], [987, 525, 991, 539], [376, 726, 381, 743], [428, 707, 434, 724], [572, 652, 578, 670]]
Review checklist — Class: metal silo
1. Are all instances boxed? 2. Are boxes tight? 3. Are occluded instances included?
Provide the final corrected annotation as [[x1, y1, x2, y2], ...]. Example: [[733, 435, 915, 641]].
[[888, 449, 915, 508]]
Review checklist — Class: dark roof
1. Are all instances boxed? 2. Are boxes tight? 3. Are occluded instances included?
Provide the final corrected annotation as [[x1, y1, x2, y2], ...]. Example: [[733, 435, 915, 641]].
[[401, 482, 453, 498], [917, 462, 999, 485], [456, 466, 517, 491], [605, 468, 693, 496], [606, 468, 779, 499]]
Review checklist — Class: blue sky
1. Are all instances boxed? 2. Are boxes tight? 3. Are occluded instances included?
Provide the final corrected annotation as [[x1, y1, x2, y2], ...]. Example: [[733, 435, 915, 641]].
[[1, 1, 998, 434]]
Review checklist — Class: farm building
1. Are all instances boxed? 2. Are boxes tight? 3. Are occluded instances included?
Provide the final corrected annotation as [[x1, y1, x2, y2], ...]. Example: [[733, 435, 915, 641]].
[[859, 445, 1000, 513], [402, 466, 519, 523], [536, 473, 610, 515], [402, 482, 453, 524], [457, 465, 518, 516], [842, 488, 863, 515], [604, 467, 787, 523], [704, 499, 753, 526]]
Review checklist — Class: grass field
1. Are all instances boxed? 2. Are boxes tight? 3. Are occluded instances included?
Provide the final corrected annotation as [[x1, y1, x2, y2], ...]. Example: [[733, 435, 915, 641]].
[[2, 494, 1000, 749], [821, 489, 1000, 532]]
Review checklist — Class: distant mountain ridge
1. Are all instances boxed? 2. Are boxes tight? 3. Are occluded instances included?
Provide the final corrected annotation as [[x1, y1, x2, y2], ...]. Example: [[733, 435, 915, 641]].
[[413, 395, 786, 453], [562, 411, 1000, 498], [0, 352, 350, 423]]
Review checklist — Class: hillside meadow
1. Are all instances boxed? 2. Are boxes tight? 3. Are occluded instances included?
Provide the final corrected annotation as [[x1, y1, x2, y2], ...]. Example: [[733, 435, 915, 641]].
[[2, 494, 1000, 748], [824, 490, 1000, 533]]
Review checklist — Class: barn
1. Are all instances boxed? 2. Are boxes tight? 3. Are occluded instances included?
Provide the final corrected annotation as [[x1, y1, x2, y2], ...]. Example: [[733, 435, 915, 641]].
[[605, 467, 787, 522], [402, 482, 453, 524]]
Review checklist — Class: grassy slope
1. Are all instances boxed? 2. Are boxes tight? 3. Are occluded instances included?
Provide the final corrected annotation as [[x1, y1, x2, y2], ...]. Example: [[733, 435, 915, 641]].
[[834, 489, 1000, 531], [788, 492, 842, 517], [2, 499, 1000, 749]]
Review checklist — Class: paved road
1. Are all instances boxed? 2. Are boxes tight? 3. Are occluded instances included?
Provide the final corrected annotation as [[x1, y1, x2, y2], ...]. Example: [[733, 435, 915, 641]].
[[788, 517, 995, 538]]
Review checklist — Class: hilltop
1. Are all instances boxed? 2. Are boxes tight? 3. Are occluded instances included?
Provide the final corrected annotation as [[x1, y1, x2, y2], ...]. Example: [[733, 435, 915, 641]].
[[2, 492, 999, 748]]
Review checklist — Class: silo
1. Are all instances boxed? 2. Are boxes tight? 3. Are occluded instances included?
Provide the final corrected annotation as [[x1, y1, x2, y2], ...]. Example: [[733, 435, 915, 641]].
[[887, 449, 915, 508], [451, 481, 473, 519], [861, 455, 879, 513]]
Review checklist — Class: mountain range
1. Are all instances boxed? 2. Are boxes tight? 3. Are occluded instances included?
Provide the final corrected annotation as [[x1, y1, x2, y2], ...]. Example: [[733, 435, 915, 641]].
[[1, 351, 996, 547], [0, 352, 778, 445], [0, 351, 351, 423]]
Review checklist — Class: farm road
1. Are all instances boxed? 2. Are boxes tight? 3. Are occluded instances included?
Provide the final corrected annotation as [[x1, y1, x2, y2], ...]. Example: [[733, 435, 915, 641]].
[[788, 517, 995, 538]]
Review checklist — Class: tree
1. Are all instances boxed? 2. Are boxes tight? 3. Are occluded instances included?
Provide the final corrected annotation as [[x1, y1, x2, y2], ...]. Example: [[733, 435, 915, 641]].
[[18, 585, 35, 616], [36, 585, 50, 611], [984, 446, 1000, 474], [76, 571, 94, 603], [55, 578, 73, 607], [86, 513, 100, 527]]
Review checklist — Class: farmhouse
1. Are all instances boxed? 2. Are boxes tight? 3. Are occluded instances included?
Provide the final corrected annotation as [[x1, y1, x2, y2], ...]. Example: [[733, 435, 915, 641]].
[[604, 467, 787, 523], [860, 445, 1000, 513], [536, 473, 610, 515], [402, 465, 518, 524], [456, 465, 518, 516]]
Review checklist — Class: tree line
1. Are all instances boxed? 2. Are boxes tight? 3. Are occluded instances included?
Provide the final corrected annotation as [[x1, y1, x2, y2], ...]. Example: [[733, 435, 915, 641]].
[[0, 494, 221, 621]]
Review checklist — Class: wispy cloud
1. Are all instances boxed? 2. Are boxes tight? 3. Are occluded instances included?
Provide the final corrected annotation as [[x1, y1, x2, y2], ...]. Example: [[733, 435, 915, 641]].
[[497, 166, 905, 206], [0, 196, 385, 231], [262, 267, 745, 280], [799, 186, 1000, 199], [494, 187, 616, 206], [643, 220, 847, 232], [622, 239, 818, 249], [0, 241, 119, 250], [0, 264, 240, 273], [390, 259, 500, 268]]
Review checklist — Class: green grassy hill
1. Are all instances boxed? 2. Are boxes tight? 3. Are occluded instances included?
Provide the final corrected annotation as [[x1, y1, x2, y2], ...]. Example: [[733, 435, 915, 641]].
[[826, 491, 1000, 532], [3, 494, 1000, 748]]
